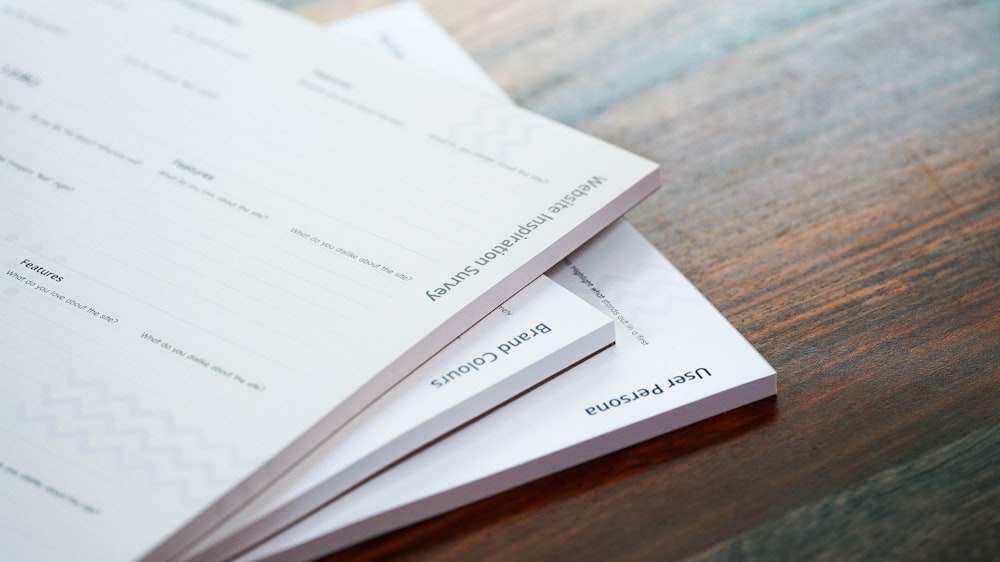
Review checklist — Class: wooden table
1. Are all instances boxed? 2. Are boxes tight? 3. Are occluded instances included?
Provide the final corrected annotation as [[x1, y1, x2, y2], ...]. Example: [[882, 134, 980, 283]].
[[275, 0, 1000, 559]]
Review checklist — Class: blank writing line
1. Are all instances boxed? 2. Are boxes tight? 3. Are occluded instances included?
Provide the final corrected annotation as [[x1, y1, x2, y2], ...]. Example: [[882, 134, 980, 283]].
[[1, 239, 288, 368], [214, 278, 352, 326], [0, 310, 262, 422], [241, 261, 375, 312], [273, 247, 395, 296], [196, 296, 341, 353]]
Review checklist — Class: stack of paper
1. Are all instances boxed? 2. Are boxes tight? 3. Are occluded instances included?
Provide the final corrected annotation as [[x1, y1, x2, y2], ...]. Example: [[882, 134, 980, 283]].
[[0, 2, 774, 561]]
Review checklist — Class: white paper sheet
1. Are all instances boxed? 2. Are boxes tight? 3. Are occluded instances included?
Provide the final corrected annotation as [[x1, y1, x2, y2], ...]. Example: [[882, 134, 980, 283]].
[[0, 1, 658, 560], [328, 1, 508, 99]]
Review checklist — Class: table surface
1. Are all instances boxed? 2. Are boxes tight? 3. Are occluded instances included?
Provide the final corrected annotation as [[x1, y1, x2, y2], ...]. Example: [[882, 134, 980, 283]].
[[274, 0, 999, 560]]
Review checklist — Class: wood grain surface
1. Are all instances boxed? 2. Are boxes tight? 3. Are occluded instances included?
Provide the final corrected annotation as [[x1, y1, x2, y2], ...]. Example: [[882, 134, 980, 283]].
[[272, 0, 1000, 559]]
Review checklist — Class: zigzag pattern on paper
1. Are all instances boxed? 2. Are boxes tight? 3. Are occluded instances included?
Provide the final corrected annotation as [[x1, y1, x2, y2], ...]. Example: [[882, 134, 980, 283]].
[[61, 370, 246, 466], [15, 369, 248, 503], [595, 262, 691, 317], [553, 248, 696, 331], [16, 400, 197, 502], [445, 104, 490, 149], [493, 121, 545, 163], [446, 104, 541, 162]]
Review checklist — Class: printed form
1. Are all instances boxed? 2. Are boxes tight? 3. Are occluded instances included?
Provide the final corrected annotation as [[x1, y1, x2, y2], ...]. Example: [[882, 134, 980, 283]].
[[0, 1, 659, 560], [192, 6, 774, 561]]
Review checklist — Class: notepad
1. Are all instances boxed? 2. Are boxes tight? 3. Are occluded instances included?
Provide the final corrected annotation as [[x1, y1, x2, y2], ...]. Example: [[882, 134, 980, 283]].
[[0, 1, 658, 560]]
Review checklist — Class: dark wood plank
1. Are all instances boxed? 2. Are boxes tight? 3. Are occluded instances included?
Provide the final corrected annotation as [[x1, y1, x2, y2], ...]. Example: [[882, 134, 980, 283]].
[[275, 0, 1000, 559], [691, 424, 1000, 561]]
